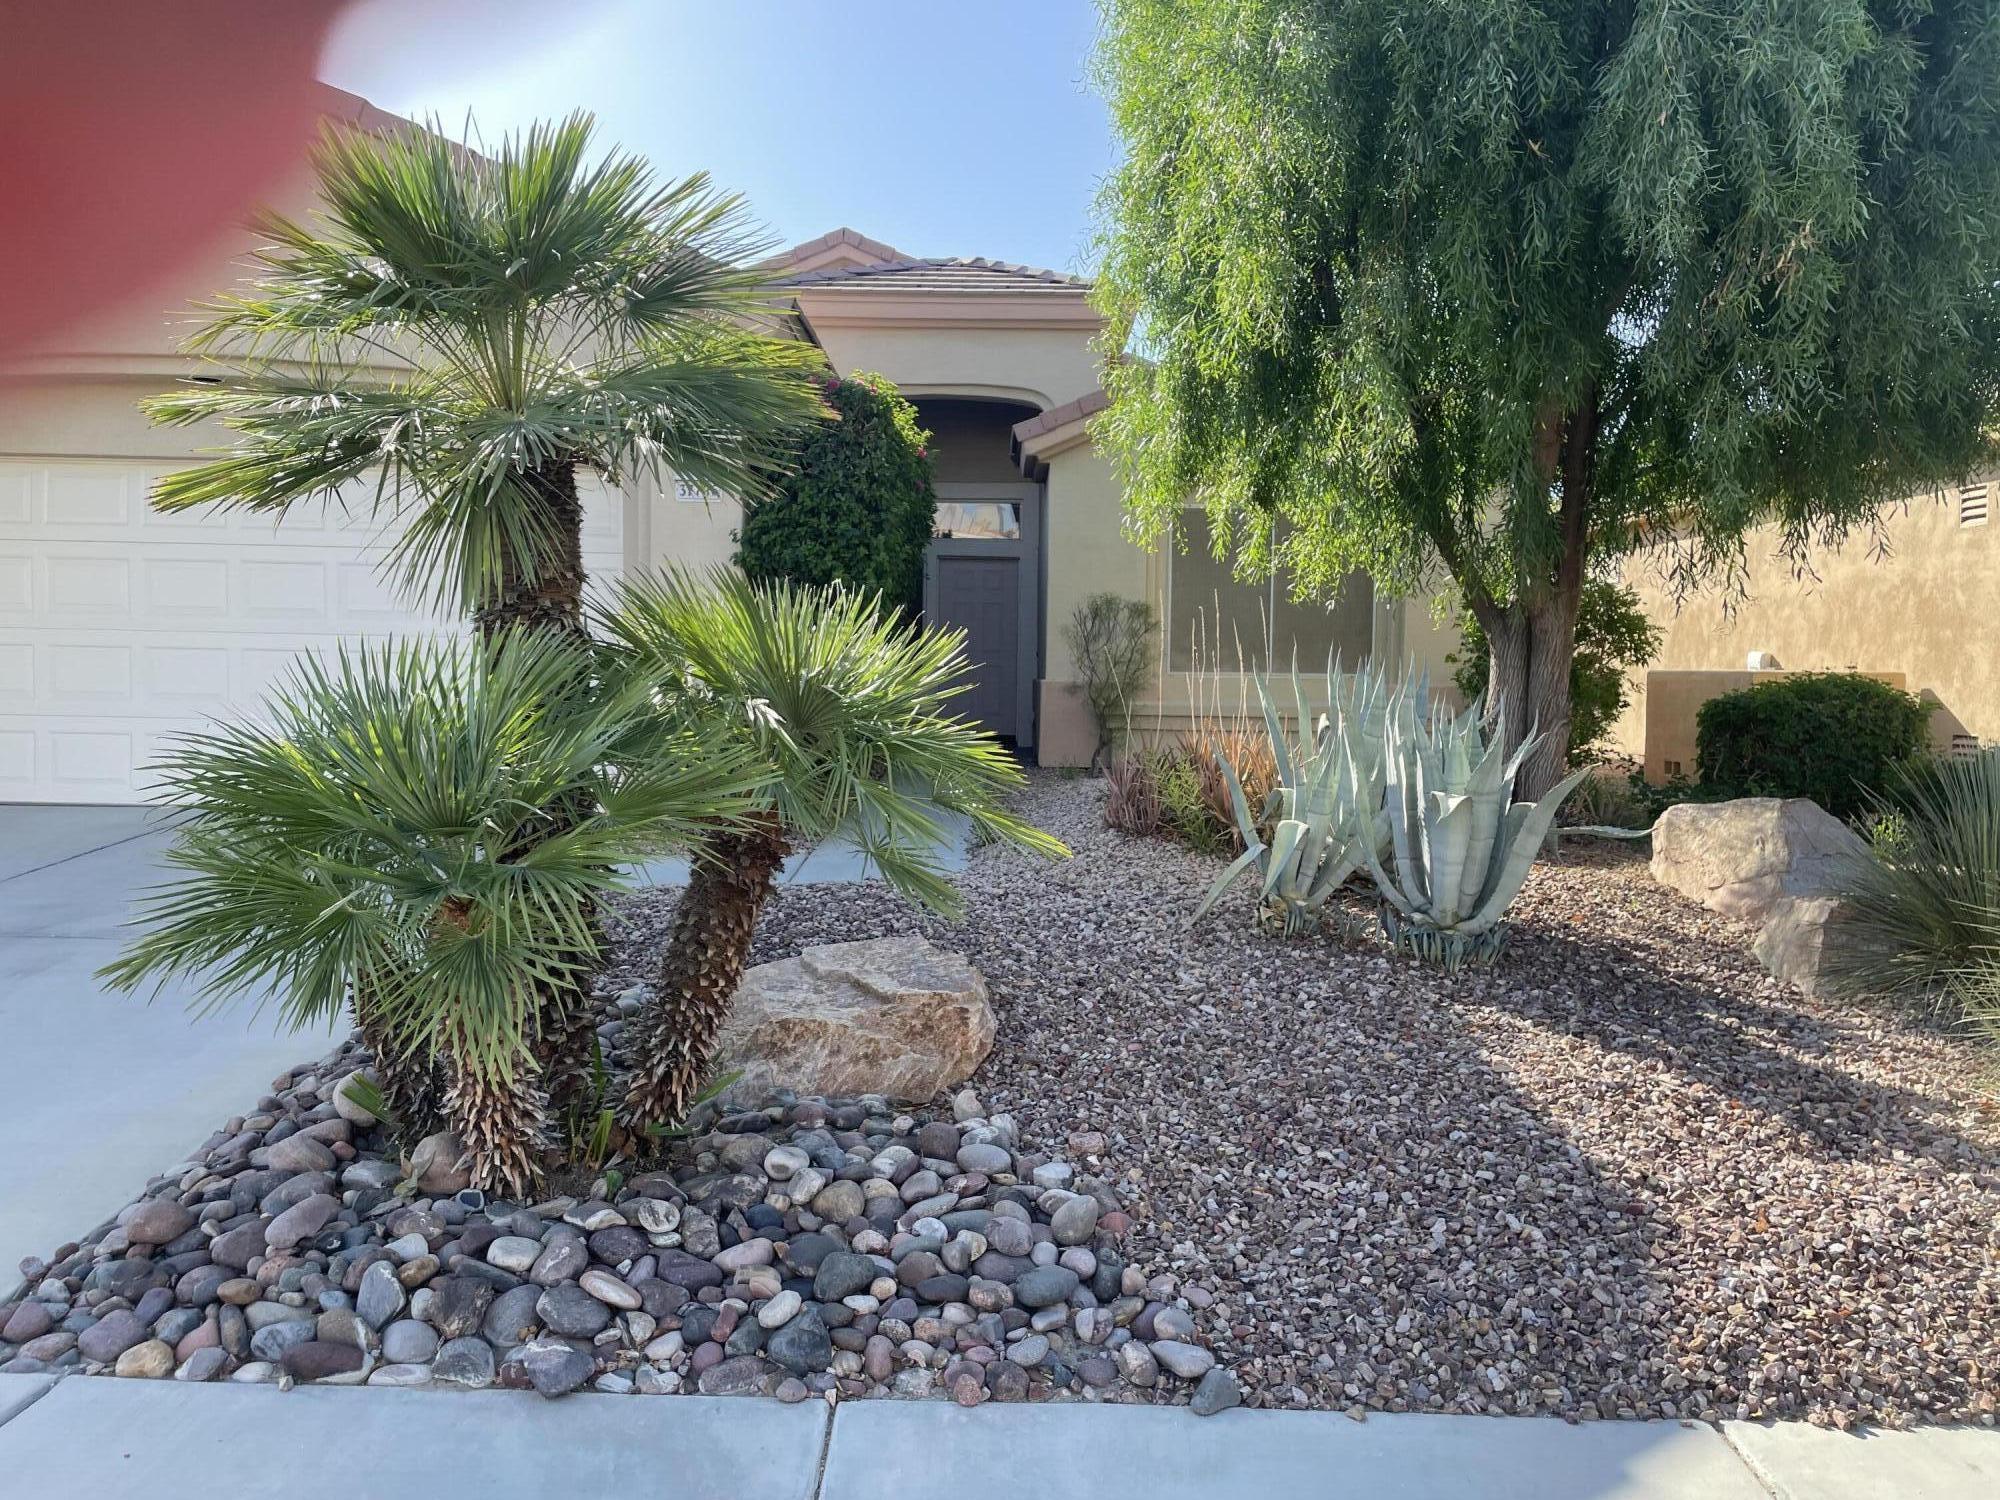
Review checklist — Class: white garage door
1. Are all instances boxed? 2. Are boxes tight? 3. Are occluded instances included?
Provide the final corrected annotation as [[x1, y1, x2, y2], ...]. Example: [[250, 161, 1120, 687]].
[[0, 457, 624, 804]]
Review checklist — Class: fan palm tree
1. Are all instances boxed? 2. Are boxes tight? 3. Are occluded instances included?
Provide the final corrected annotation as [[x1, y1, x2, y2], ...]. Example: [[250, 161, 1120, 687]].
[[143, 111, 827, 638], [596, 568, 1069, 1131], [100, 635, 764, 1194], [136, 114, 825, 1137]]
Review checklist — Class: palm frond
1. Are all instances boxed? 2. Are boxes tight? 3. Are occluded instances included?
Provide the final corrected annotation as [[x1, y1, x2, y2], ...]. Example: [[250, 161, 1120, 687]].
[[596, 567, 1068, 911], [102, 633, 765, 1064], [148, 111, 826, 614]]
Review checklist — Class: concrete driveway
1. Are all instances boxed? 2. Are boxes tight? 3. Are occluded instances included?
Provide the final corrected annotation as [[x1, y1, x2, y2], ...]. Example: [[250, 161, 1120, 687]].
[[0, 806, 316, 1282]]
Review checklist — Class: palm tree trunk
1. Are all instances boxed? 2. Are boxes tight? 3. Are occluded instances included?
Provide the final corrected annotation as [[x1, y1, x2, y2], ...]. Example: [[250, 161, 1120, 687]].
[[350, 986, 444, 1141], [471, 455, 603, 1130], [474, 459, 589, 643], [442, 1045, 550, 1198], [622, 817, 791, 1131]]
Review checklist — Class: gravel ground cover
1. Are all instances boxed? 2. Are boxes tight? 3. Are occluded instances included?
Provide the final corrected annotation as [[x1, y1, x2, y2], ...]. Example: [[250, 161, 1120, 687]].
[[607, 771, 2000, 1429]]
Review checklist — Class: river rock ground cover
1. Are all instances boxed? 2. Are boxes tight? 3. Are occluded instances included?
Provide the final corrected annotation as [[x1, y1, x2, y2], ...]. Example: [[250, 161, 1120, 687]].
[[605, 772, 2000, 1430], [2, 1062, 1235, 1409]]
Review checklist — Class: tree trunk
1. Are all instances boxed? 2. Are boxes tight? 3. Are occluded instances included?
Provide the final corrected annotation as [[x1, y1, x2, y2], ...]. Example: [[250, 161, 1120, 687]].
[[1517, 592, 1580, 801], [442, 1044, 549, 1198], [1477, 604, 1530, 765], [474, 459, 588, 643], [1472, 588, 1581, 801], [622, 817, 792, 1132], [472, 455, 603, 1130]]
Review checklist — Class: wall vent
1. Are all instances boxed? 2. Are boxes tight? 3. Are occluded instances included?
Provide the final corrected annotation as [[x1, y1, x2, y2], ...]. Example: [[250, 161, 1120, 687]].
[[1951, 732, 1981, 758], [1960, 483, 1989, 528]]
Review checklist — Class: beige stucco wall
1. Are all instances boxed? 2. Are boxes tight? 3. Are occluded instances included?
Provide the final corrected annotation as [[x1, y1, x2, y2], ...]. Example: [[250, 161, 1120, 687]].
[[808, 324, 1100, 413], [1611, 491, 1998, 764], [0, 377, 211, 458]]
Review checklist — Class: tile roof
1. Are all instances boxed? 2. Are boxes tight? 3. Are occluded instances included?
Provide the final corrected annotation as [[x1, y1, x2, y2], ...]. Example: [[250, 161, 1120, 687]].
[[776, 256, 1092, 294], [1012, 388, 1111, 444], [767, 226, 909, 269]]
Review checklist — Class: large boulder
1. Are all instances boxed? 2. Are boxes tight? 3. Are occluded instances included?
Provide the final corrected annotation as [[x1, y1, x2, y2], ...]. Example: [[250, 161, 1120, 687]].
[[714, 936, 993, 1103], [1650, 797, 1867, 923], [1753, 895, 1854, 998]]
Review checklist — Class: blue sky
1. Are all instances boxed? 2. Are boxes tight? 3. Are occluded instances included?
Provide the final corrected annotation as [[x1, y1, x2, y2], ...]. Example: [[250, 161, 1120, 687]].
[[321, 0, 1114, 276]]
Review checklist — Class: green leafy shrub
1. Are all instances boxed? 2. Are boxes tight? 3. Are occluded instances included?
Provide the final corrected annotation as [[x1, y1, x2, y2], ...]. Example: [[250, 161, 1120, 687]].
[[737, 371, 935, 614], [1453, 581, 1662, 764], [1064, 593, 1157, 770], [1695, 673, 1931, 821], [1825, 749, 2000, 1017]]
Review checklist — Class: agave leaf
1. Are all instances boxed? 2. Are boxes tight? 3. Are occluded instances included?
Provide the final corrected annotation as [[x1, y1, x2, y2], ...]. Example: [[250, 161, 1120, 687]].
[[1193, 840, 1267, 925], [1256, 677, 1294, 792], [1454, 735, 1513, 912], [1460, 765, 1594, 934], [1262, 818, 1308, 900], [1219, 754, 1257, 847], [1291, 665, 1312, 763], [1425, 790, 1474, 925], [1363, 838, 1416, 917]]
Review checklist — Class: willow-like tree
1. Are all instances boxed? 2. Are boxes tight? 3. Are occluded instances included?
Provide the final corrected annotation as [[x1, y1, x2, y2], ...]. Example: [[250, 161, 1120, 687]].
[[141, 114, 827, 1157], [1094, 0, 2000, 796]]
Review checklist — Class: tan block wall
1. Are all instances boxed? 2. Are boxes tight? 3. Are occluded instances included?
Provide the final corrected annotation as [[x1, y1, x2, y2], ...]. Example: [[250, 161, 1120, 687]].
[[1612, 492, 1998, 764]]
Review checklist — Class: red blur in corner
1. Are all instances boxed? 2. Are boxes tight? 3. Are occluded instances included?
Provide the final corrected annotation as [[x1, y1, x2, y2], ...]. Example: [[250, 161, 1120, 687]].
[[0, 0, 345, 357]]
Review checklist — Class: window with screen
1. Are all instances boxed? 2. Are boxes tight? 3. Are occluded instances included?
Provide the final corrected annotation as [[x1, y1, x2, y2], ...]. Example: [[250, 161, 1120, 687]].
[[1165, 511, 1374, 672]]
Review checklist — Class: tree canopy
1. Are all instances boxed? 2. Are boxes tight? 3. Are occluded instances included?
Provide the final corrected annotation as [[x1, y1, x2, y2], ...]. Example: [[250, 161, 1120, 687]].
[[1094, 0, 2000, 792]]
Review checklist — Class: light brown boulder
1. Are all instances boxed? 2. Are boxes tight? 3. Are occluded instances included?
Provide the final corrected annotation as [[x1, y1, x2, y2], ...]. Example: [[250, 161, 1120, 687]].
[[405, 1131, 471, 1195], [714, 936, 993, 1103], [1650, 798, 1867, 923], [1753, 896, 1854, 998]]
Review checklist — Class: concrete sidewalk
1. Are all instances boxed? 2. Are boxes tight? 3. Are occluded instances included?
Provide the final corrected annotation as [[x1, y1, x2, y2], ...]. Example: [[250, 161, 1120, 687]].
[[0, 808, 314, 1279], [0, 1375, 1992, 1500]]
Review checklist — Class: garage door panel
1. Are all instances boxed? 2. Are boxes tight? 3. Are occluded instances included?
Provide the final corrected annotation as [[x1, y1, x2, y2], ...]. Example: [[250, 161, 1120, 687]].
[[1, 456, 625, 803]]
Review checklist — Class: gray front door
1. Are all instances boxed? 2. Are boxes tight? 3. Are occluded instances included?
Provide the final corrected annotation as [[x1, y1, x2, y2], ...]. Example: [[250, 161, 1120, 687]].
[[934, 555, 1021, 738], [923, 480, 1041, 746]]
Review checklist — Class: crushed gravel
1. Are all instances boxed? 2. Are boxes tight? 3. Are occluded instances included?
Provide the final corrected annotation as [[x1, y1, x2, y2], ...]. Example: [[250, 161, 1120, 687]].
[[608, 771, 2000, 1429]]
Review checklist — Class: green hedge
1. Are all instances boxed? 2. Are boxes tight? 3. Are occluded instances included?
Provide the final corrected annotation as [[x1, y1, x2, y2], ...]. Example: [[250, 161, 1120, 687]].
[[1694, 672, 1931, 820], [737, 371, 934, 614]]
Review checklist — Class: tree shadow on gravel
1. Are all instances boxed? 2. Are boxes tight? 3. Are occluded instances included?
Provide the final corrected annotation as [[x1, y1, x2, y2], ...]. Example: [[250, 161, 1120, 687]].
[[1471, 914, 2000, 1177]]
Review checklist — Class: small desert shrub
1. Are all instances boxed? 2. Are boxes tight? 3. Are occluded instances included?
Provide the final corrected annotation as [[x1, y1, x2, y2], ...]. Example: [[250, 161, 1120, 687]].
[[1104, 751, 1164, 836], [1065, 594, 1158, 770], [1560, 763, 1653, 829], [1102, 734, 1275, 856], [1695, 672, 1930, 821], [1825, 749, 2000, 1019], [1192, 727, 1277, 851], [1156, 750, 1230, 854]]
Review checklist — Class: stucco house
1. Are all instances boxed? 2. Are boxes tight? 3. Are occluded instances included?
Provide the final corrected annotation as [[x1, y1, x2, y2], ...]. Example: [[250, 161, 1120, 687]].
[[18, 88, 1974, 809], [0, 106, 1447, 804]]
